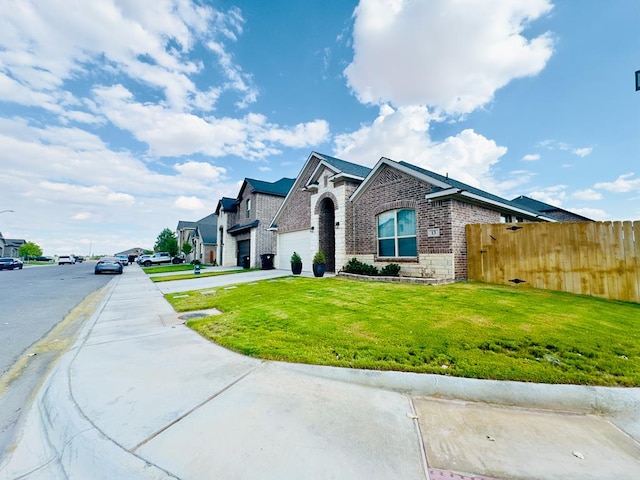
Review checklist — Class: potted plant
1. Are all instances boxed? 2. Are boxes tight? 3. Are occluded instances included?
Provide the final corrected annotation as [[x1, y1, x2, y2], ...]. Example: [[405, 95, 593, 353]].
[[312, 251, 326, 277], [290, 251, 302, 275]]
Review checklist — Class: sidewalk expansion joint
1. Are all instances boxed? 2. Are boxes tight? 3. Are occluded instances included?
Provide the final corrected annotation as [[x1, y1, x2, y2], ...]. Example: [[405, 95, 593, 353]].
[[408, 396, 431, 480], [131, 362, 264, 453]]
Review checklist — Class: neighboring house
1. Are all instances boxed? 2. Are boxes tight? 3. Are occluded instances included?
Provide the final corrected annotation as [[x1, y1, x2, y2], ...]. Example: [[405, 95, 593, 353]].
[[216, 177, 294, 268], [271, 152, 555, 279], [1, 236, 26, 257], [176, 220, 198, 261], [192, 213, 218, 264], [176, 214, 218, 264], [510, 195, 593, 222]]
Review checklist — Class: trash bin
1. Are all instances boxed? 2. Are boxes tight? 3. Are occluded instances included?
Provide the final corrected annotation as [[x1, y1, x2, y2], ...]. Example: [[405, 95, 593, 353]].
[[260, 254, 274, 270], [242, 255, 250, 269]]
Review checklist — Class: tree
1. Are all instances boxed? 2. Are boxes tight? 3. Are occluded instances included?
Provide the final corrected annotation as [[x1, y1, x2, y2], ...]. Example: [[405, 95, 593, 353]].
[[19, 241, 42, 259], [154, 228, 178, 256], [181, 242, 192, 256]]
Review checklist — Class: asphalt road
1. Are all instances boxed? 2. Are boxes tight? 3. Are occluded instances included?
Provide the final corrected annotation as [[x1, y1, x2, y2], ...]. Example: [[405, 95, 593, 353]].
[[0, 261, 115, 457], [0, 261, 113, 377]]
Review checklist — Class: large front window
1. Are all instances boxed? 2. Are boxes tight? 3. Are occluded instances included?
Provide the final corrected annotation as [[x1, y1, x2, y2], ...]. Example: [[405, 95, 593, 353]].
[[377, 209, 417, 257]]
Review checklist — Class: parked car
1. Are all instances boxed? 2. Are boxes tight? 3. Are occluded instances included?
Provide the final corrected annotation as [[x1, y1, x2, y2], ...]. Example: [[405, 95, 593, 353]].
[[75, 256, 84, 263], [136, 254, 152, 265], [116, 255, 129, 266], [94, 257, 124, 275], [139, 252, 185, 267], [0, 257, 23, 270], [58, 255, 75, 265]]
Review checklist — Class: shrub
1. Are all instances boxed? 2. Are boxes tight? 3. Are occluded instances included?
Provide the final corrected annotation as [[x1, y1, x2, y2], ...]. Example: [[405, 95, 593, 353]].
[[291, 251, 302, 264], [343, 258, 379, 276], [380, 263, 401, 277]]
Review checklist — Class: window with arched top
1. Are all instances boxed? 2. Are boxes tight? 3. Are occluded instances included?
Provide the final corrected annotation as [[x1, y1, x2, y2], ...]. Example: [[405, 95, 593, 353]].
[[377, 209, 417, 257]]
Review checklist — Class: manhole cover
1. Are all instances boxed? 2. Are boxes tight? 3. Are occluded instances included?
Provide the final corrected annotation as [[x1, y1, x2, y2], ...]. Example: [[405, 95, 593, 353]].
[[178, 313, 209, 320]]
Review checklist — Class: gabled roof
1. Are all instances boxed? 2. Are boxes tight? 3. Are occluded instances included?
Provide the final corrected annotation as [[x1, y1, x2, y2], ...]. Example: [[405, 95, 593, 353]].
[[176, 220, 197, 230], [510, 195, 593, 222], [270, 152, 370, 228], [196, 223, 218, 244], [197, 212, 218, 225], [4, 238, 26, 247], [216, 197, 238, 214], [314, 152, 371, 179], [245, 177, 295, 197], [351, 157, 556, 222]]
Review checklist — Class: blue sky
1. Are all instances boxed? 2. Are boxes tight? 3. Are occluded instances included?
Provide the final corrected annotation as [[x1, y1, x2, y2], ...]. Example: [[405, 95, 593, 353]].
[[0, 0, 638, 256]]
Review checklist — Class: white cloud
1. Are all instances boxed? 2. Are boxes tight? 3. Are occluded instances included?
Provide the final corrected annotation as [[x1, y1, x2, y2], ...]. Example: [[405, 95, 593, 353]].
[[174, 196, 205, 211], [333, 105, 506, 188], [571, 208, 608, 221], [572, 189, 602, 201], [174, 161, 227, 181], [345, 0, 554, 115], [526, 185, 568, 207], [572, 147, 593, 157], [595, 173, 640, 193], [522, 153, 540, 161], [92, 85, 329, 159], [0, 0, 251, 112]]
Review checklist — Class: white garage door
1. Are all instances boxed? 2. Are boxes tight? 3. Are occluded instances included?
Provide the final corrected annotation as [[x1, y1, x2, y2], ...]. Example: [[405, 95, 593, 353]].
[[277, 230, 312, 271]]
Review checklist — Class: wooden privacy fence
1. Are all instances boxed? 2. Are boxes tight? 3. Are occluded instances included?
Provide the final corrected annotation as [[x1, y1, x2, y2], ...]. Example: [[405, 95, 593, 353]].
[[466, 221, 640, 303]]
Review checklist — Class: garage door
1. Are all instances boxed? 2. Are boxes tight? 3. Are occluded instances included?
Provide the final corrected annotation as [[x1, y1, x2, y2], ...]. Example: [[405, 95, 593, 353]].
[[237, 240, 250, 267], [277, 230, 311, 271]]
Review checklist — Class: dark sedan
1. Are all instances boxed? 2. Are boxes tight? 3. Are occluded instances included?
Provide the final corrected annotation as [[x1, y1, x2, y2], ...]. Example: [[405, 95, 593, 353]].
[[94, 257, 124, 275], [0, 258, 24, 270]]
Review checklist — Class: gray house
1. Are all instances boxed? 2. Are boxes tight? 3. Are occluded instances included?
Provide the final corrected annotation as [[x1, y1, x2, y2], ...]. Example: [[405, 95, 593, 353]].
[[176, 213, 218, 264], [216, 177, 294, 268]]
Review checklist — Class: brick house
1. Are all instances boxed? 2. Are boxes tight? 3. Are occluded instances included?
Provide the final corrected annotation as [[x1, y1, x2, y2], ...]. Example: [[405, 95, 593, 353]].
[[271, 153, 555, 279], [176, 213, 218, 264], [216, 177, 294, 268]]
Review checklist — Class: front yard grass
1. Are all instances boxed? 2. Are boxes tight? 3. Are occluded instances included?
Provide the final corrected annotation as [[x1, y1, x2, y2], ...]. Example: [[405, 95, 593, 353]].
[[151, 268, 248, 283], [165, 277, 640, 386]]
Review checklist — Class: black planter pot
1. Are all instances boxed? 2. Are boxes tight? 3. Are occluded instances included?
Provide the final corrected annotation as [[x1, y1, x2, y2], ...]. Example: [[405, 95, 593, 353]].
[[291, 262, 302, 275], [312, 263, 325, 277]]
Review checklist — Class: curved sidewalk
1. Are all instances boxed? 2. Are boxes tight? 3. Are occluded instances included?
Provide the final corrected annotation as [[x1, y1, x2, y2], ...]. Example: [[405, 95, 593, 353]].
[[2, 266, 639, 480]]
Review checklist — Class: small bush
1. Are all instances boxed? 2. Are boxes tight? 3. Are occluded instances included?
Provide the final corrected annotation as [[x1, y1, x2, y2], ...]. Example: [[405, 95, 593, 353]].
[[191, 259, 201, 265], [343, 258, 379, 276], [290, 251, 302, 264], [380, 263, 401, 277]]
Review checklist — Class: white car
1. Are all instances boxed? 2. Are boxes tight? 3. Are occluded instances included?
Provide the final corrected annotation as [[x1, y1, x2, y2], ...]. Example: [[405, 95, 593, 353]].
[[58, 255, 75, 265]]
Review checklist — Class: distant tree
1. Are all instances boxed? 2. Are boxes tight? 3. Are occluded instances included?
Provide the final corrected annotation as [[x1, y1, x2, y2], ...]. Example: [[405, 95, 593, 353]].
[[154, 228, 179, 256], [19, 242, 43, 259], [181, 242, 193, 256]]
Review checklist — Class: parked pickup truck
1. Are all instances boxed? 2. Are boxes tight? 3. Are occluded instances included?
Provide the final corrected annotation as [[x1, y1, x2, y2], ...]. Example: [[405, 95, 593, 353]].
[[140, 252, 185, 267]]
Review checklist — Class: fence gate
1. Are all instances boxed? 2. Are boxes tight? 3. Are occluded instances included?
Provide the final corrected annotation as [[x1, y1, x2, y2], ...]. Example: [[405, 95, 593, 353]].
[[466, 221, 640, 303]]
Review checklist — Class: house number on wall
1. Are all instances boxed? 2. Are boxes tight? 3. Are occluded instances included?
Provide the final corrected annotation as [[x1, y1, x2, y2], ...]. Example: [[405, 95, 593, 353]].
[[427, 228, 440, 237]]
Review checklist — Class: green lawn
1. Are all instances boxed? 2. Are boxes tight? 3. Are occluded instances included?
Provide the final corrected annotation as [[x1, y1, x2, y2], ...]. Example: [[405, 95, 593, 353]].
[[165, 277, 640, 386], [151, 268, 249, 282]]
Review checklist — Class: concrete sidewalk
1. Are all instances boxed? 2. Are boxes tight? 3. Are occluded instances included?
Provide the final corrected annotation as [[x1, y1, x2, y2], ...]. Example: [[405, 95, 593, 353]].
[[1, 266, 639, 479]]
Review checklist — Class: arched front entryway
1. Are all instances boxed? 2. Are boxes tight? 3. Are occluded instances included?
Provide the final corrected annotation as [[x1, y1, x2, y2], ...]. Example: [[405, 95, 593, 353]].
[[318, 197, 336, 272]]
